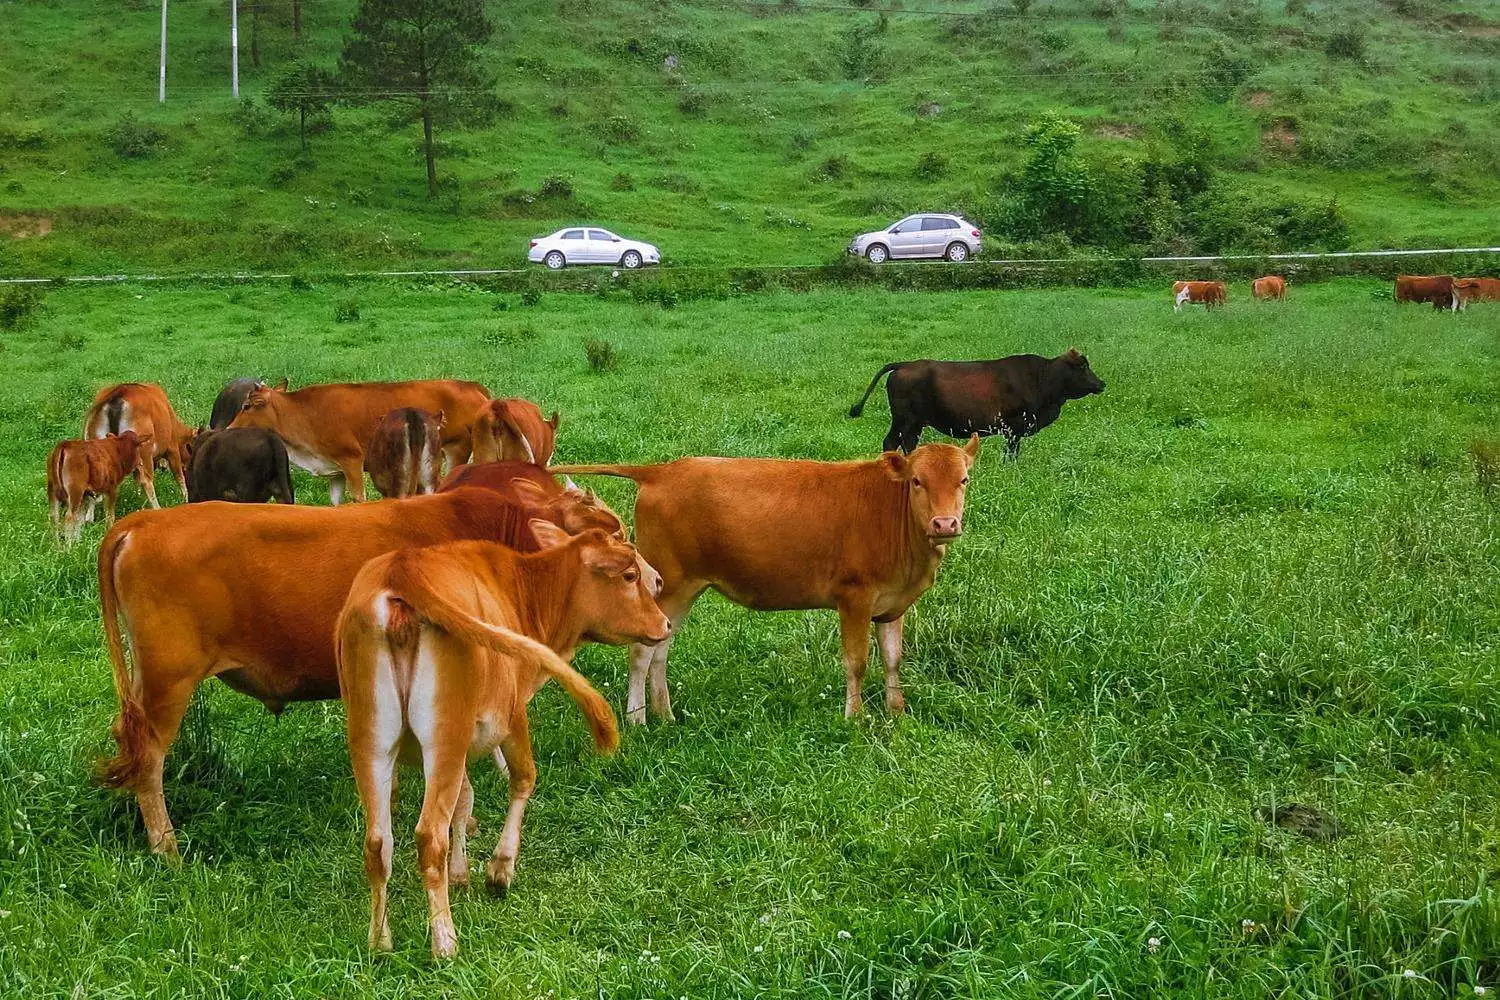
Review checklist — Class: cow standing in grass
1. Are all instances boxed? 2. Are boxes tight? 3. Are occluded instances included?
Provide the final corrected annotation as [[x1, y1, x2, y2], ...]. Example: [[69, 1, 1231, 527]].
[[83, 382, 196, 507], [1252, 276, 1287, 301], [1395, 275, 1460, 311], [366, 408, 446, 499], [1173, 280, 1227, 311], [47, 432, 149, 543]]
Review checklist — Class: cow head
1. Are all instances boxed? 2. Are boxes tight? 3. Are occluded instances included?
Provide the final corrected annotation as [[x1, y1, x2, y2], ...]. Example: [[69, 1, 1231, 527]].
[[509, 477, 629, 541], [231, 384, 281, 430], [530, 520, 670, 645], [883, 435, 979, 541], [1058, 348, 1106, 398]]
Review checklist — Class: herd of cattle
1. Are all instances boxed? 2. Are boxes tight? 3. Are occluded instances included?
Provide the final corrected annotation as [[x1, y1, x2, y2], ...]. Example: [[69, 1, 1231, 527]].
[[43, 349, 1105, 957], [1169, 273, 1499, 311]]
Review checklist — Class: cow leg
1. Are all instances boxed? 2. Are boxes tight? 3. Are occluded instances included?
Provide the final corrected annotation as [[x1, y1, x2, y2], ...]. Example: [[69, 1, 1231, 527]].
[[137, 460, 161, 509], [49, 494, 63, 538], [339, 459, 368, 503], [328, 475, 346, 506], [165, 451, 188, 502], [486, 714, 536, 898], [630, 588, 699, 725], [103, 487, 120, 527], [836, 602, 874, 718], [349, 694, 401, 952], [878, 617, 906, 715], [133, 673, 199, 857], [415, 745, 466, 959], [448, 770, 474, 888], [882, 419, 903, 454]]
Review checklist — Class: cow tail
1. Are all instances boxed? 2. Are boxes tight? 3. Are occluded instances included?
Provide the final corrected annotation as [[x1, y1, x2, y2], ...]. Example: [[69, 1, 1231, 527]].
[[848, 363, 904, 418], [272, 436, 295, 504], [548, 463, 659, 484], [498, 407, 537, 464], [388, 558, 619, 754], [104, 391, 126, 436], [96, 525, 150, 790], [404, 408, 427, 493]]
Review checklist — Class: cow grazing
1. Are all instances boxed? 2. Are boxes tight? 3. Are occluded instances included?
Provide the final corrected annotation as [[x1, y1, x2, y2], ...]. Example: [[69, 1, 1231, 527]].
[[186, 427, 295, 504], [46, 432, 149, 543], [337, 525, 668, 957], [1252, 276, 1287, 301], [83, 382, 196, 508], [1394, 275, 1459, 311], [209, 377, 264, 430], [367, 408, 446, 499], [471, 398, 560, 466], [1173, 280, 1227, 311], [555, 438, 980, 724], [848, 350, 1105, 457], [96, 482, 629, 855], [229, 379, 491, 504], [1455, 277, 1500, 305]]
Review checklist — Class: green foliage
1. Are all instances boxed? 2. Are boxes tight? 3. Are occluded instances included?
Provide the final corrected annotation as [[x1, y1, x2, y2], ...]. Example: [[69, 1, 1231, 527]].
[[332, 298, 360, 322], [107, 112, 165, 159], [538, 175, 574, 200], [1015, 114, 1096, 240], [1326, 28, 1367, 61], [0, 285, 44, 330], [915, 150, 949, 180], [610, 171, 635, 191], [839, 18, 884, 81], [583, 336, 618, 370], [266, 61, 336, 150]]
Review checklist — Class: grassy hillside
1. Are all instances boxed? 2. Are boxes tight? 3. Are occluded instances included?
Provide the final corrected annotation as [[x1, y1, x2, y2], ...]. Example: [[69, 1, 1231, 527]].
[[2, 0, 1499, 276]]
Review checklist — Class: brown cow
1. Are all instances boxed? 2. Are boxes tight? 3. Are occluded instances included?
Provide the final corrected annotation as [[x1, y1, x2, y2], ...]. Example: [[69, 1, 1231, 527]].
[[1394, 274, 1459, 311], [471, 398, 560, 466], [1173, 280, 1227, 311], [47, 432, 149, 543], [556, 437, 980, 724], [83, 383, 196, 508], [1455, 277, 1500, 305], [366, 408, 446, 499], [337, 525, 668, 957], [1252, 276, 1287, 301], [229, 380, 491, 503], [96, 482, 629, 855]]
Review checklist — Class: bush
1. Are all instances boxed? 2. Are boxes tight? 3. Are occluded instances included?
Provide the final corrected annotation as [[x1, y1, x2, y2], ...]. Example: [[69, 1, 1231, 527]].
[[816, 155, 850, 181], [108, 113, 165, 158], [584, 338, 618, 371], [231, 100, 272, 139], [610, 172, 635, 191], [521, 286, 543, 307], [1326, 29, 1365, 60], [598, 115, 638, 144], [0, 285, 44, 331], [538, 175, 574, 200], [915, 151, 949, 180], [677, 88, 710, 117], [839, 20, 884, 80], [333, 299, 360, 323]]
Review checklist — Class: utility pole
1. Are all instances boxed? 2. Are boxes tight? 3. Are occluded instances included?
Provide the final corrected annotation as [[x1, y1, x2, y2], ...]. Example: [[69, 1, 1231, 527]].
[[158, 0, 168, 101], [231, 0, 239, 98]]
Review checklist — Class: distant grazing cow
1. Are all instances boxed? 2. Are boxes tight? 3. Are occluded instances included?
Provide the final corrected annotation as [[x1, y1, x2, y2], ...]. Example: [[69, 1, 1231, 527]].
[[471, 398, 560, 466], [1455, 277, 1500, 306], [83, 383, 196, 507], [848, 350, 1105, 457], [1173, 280, 1227, 311], [209, 378, 264, 430], [1394, 274, 1459, 311], [1252, 276, 1287, 301], [337, 526, 668, 957], [97, 482, 629, 854], [556, 438, 979, 724], [47, 432, 149, 543], [229, 379, 491, 503], [186, 427, 294, 504], [366, 408, 446, 499]]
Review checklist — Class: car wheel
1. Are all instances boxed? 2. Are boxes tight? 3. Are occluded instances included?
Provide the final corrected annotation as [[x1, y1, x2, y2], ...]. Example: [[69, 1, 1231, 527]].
[[621, 250, 643, 269], [866, 244, 889, 264], [544, 251, 566, 270], [945, 241, 969, 263]]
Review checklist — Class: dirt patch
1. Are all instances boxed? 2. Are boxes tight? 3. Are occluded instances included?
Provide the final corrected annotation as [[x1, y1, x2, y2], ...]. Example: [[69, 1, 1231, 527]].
[[1246, 90, 1274, 109], [1445, 13, 1500, 36], [0, 213, 52, 239], [1261, 117, 1299, 153], [1094, 121, 1142, 140]]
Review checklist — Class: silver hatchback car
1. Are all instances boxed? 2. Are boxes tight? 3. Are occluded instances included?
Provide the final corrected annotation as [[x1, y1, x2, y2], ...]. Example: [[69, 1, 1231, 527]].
[[847, 213, 982, 263]]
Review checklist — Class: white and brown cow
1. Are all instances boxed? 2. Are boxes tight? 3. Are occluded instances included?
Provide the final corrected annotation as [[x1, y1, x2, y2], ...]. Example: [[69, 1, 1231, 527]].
[[83, 382, 196, 507]]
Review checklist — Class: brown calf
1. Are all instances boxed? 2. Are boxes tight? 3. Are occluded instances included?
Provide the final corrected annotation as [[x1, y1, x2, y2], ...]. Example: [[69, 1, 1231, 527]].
[[1173, 280, 1227, 311], [96, 481, 629, 855], [471, 398, 560, 466], [367, 408, 446, 499], [230, 379, 491, 503], [83, 383, 196, 508], [556, 437, 980, 724], [336, 524, 668, 957], [1394, 275, 1459, 311], [47, 432, 149, 543], [1252, 276, 1287, 301]]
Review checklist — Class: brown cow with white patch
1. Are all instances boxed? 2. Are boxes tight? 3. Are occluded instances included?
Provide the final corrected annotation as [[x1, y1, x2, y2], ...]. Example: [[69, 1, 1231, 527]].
[[1394, 275, 1459, 311], [1173, 280, 1227, 311], [1252, 276, 1286, 301], [47, 432, 150, 543], [96, 481, 629, 855], [83, 383, 196, 508], [1455, 277, 1500, 306], [556, 438, 980, 724], [471, 398, 560, 466], [366, 408, 446, 499], [337, 524, 668, 957], [230, 380, 491, 503]]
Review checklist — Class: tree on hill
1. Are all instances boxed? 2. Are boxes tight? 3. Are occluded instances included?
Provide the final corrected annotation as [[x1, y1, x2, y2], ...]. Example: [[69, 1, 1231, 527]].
[[339, 0, 494, 196], [266, 61, 334, 150]]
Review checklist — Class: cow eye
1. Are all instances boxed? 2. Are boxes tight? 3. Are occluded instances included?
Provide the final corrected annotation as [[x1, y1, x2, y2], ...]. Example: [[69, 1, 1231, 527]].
[[623, 570, 639, 583], [960, 476, 969, 486], [912, 477, 922, 488]]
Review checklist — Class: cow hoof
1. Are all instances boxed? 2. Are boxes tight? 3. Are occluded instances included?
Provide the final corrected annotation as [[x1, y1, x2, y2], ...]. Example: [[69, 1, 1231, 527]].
[[485, 876, 510, 900], [886, 694, 907, 715], [465, 815, 479, 836], [626, 707, 648, 726], [370, 929, 393, 952], [151, 833, 181, 860], [430, 933, 458, 960]]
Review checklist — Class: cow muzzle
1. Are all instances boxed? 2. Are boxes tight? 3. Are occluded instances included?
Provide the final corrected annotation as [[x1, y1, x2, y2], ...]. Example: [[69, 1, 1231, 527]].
[[928, 516, 962, 539]]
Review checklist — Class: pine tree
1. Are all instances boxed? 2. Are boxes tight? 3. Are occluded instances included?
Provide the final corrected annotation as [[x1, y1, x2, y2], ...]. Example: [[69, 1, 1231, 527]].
[[266, 61, 334, 150]]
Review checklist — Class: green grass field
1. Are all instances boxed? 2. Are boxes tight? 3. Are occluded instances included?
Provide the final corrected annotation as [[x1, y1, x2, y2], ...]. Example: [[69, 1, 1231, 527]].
[[1, 279, 1498, 997]]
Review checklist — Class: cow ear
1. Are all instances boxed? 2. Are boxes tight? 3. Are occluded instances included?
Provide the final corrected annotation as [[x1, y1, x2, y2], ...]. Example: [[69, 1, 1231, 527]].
[[528, 518, 572, 549], [272, 378, 289, 392], [880, 452, 912, 481], [508, 477, 553, 505], [963, 433, 981, 462], [1064, 348, 1082, 364], [548, 410, 562, 430], [435, 409, 447, 428]]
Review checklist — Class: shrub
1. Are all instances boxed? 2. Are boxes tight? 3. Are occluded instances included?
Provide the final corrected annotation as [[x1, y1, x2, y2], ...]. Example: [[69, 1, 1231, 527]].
[[678, 88, 710, 116], [108, 113, 165, 158], [1472, 439, 1500, 498], [0, 285, 44, 331], [231, 99, 271, 139], [58, 330, 86, 350], [584, 338, 618, 371], [1326, 29, 1365, 60], [816, 154, 850, 181], [839, 20, 884, 80], [333, 299, 360, 323], [1284, 0, 1309, 13], [521, 286, 543, 307], [610, 172, 635, 191], [915, 151, 949, 180], [598, 115, 638, 144], [1011, 0, 1033, 12], [539, 174, 575, 200]]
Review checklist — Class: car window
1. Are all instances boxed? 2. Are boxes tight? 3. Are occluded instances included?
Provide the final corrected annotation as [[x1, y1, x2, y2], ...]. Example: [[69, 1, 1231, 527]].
[[891, 216, 918, 233], [923, 217, 956, 231], [562, 229, 584, 240], [588, 230, 614, 241]]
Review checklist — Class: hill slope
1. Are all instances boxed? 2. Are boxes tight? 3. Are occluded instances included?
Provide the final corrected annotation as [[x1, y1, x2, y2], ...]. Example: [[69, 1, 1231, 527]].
[[1, 0, 1498, 276]]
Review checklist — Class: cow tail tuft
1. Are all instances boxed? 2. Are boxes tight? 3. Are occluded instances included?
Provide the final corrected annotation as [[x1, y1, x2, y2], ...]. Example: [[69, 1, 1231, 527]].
[[849, 363, 903, 418]]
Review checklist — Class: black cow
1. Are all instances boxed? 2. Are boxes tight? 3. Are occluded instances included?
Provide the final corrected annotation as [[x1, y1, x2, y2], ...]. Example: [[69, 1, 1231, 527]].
[[848, 349, 1106, 457], [186, 427, 295, 504], [209, 377, 265, 430]]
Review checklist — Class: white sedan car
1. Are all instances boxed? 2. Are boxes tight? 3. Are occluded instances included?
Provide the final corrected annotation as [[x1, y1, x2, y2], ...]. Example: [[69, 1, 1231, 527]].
[[527, 227, 660, 270]]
